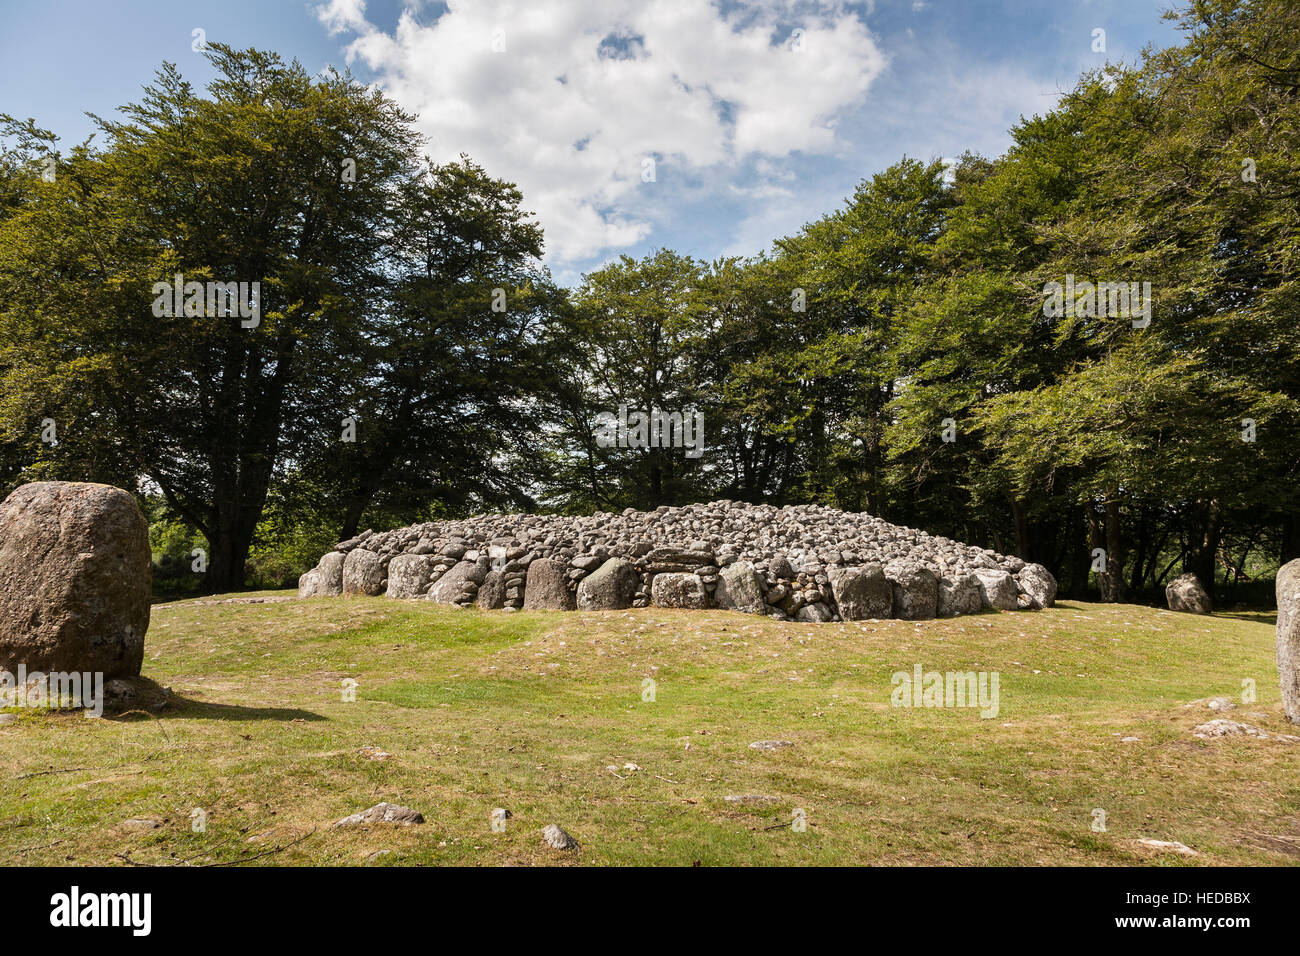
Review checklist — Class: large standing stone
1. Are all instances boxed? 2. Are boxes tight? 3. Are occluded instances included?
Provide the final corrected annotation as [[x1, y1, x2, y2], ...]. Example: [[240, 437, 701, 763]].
[[937, 574, 983, 617], [1016, 563, 1057, 609], [523, 557, 575, 610], [1167, 572, 1212, 615], [827, 563, 893, 620], [428, 557, 489, 604], [1276, 559, 1300, 725], [714, 561, 766, 614], [0, 481, 150, 679], [651, 572, 709, 609], [973, 568, 1018, 611], [342, 548, 385, 596], [386, 554, 434, 599], [576, 558, 638, 611], [889, 566, 938, 620]]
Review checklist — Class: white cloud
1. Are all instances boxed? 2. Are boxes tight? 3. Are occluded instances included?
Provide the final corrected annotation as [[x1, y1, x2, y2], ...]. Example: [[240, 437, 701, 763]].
[[315, 0, 887, 266], [316, 0, 369, 35]]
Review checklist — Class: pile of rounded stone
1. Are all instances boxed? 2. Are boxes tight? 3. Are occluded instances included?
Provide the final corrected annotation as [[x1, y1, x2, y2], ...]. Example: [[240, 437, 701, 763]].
[[297, 501, 1057, 621]]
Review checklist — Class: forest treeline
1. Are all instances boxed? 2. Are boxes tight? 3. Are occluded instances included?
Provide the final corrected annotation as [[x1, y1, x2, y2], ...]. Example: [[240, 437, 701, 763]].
[[1, 0, 1296, 602]]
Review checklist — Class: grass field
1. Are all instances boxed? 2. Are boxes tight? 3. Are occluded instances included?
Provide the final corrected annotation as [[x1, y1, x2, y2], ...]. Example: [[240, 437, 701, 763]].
[[2, 594, 1298, 866]]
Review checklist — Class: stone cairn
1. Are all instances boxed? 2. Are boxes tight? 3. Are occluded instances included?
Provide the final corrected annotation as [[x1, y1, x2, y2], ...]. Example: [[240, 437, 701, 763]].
[[299, 501, 1057, 621]]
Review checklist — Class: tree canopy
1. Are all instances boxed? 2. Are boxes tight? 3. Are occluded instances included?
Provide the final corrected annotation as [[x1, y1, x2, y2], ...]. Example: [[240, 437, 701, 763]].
[[2, 0, 1296, 603]]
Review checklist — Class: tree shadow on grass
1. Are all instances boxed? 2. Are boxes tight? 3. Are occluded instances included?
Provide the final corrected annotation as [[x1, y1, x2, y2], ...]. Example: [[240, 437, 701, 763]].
[[1215, 610, 1277, 626]]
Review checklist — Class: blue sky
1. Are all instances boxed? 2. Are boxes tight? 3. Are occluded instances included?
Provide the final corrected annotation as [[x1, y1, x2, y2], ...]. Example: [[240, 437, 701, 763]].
[[0, 0, 1185, 284]]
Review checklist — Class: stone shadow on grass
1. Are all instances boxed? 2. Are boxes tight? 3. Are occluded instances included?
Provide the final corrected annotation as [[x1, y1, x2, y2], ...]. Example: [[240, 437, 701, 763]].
[[102, 678, 326, 722], [158, 694, 326, 722]]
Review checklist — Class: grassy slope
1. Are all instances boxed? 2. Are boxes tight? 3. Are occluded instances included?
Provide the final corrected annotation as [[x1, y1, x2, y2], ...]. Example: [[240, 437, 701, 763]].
[[2, 595, 1297, 866]]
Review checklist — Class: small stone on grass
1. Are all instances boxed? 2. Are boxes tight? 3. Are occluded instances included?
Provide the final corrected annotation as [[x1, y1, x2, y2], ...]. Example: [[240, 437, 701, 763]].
[[542, 823, 579, 850], [333, 802, 424, 827]]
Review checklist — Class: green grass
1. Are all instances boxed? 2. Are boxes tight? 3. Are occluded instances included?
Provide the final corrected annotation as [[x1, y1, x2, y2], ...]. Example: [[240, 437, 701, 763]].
[[2, 594, 1297, 866]]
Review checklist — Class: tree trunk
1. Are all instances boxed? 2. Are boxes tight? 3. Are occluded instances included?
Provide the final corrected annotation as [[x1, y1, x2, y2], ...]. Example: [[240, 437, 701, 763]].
[[1067, 505, 1092, 599], [1282, 514, 1300, 565], [1128, 506, 1152, 595], [203, 508, 254, 594], [1104, 494, 1125, 603], [1011, 496, 1030, 559], [1186, 498, 1221, 605]]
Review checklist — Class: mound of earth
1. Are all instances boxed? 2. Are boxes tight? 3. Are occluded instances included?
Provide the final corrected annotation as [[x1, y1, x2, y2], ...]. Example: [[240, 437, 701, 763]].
[[299, 501, 1055, 622]]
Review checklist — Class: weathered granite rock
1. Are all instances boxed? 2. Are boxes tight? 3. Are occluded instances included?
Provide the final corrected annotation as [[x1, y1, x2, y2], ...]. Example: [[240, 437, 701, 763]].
[[317, 551, 345, 595], [301, 550, 349, 598], [827, 563, 892, 620], [523, 557, 575, 610], [714, 561, 766, 615], [576, 558, 639, 611], [937, 574, 983, 617], [332, 802, 424, 827], [643, 547, 716, 574], [0, 481, 150, 679], [342, 548, 385, 597], [651, 572, 709, 609], [541, 823, 579, 850], [1277, 559, 1300, 724], [795, 601, 833, 623], [427, 556, 489, 604], [769, 554, 796, 580], [1016, 563, 1057, 609], [386, 554, 434, 599], [1167, 572, 1212, 615], [890, 566, 938, 620], [476, 570, 506, 610], [973, 568, 1018, 611], [297, 567, 322, 598]]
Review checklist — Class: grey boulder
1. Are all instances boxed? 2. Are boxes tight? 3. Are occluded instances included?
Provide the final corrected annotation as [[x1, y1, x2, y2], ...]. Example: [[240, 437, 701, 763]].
[[342, 548, 385, 596], [1166, 572, 1212, 614], [427, 556, 490, 604], [333, 802, 424, 827], [827, 563, 892, 620], [541, 823, 579, 850], [973, 568, 1019, 611], [476, 570, 506, 610], [889, 566, 938, 620], [1016, 563, 1057, 609], [523, 557, 575, 610], [714, 561, 766, 615], [651, 572, 709, 609], [795, 601, 833, 623], [0, 481, 150, 679], [386, 554, 434, 599], [937, 574, 983, 617], [576, 558, 638, 611]]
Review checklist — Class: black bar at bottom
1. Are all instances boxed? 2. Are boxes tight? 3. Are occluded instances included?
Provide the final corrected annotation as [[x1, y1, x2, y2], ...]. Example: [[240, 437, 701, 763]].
[[0, 864, 1277, 942]]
